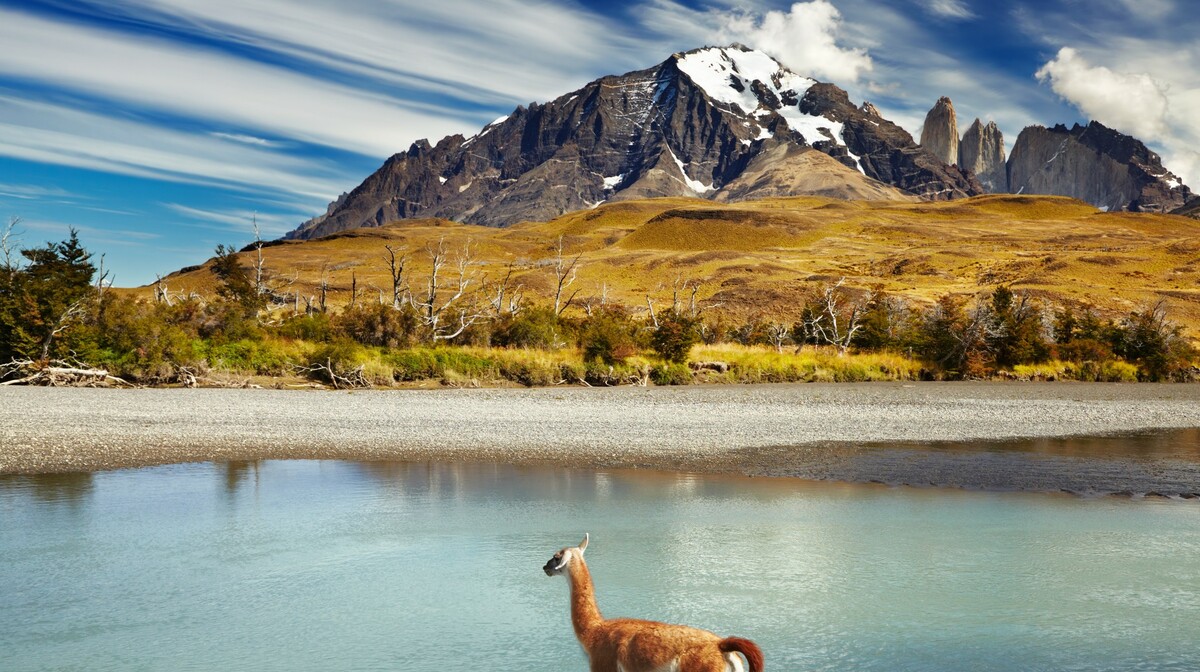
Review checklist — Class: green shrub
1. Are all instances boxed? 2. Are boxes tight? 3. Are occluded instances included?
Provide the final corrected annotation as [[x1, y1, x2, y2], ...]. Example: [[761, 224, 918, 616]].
[[499, 359, 561, 386], [303, 339, 370, 385], [580, 307, 640, 365], [650, 311, 699, 364], [206, 338, 295, 375], [384, 348, 500, 382], [1112, 302, 1197, 381], [275, 313, 333, 342], [334, 303, 417, 348], [494, 307, 568, 349], [650, 362, 692, 385]]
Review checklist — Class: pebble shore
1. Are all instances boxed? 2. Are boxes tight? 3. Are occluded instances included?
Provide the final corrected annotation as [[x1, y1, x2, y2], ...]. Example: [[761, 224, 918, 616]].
[[3, 383, 1200, 494]]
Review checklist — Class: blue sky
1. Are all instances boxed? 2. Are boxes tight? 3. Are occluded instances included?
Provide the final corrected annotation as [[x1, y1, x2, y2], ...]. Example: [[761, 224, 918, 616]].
[[1, 0, 1196, 286]]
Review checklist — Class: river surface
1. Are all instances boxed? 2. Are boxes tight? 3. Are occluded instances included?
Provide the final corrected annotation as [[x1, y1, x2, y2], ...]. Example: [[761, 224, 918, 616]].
[[1, 460, 1198, 671]]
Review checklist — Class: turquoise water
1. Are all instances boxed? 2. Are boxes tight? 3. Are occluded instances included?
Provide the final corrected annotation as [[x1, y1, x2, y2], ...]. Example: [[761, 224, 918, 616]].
[[1, 461, 1198, 671]]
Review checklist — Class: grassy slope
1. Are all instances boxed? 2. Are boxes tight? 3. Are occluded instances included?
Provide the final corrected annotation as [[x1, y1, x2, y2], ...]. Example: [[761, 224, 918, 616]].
[[147, 194, 1200, 335]]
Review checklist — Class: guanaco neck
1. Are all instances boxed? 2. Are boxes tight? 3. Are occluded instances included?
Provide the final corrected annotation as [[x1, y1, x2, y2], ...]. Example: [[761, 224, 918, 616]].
[[565, 555, 604, 637]]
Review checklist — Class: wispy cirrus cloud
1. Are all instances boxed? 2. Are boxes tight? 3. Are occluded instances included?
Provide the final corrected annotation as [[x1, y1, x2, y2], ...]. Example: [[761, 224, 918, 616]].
[[0, 7, 473, 157], [209, 132, 285, 148], [0, 95, 350, 200], [41, 0, 652, 108], [164, 203, 302, 236], [921, 0, 976, 20], [0, 183, 77, 200]]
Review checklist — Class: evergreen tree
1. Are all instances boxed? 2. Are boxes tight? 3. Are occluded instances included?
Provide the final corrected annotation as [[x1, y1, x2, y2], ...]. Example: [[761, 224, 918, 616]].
[[985, 286, 1049, 368], [211, 244, 263, 317], [0, 229, 96, 361]]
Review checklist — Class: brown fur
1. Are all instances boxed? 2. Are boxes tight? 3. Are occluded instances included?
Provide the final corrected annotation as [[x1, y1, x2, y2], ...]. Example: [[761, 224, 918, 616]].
[[719, 638, 764, 672], [555, 545, 763, 672]]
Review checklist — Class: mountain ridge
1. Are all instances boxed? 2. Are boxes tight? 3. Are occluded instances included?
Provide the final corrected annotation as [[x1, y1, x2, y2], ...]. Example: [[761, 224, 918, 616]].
[[286, 45, 979, 240]]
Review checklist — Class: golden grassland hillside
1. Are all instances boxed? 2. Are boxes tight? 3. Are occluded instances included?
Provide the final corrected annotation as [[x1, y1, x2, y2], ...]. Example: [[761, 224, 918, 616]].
[[147, 194, 1200, 337]]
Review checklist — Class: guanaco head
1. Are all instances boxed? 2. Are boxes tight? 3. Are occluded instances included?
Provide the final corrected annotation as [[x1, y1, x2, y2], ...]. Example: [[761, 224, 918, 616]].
[[543, 533, 589, 576]]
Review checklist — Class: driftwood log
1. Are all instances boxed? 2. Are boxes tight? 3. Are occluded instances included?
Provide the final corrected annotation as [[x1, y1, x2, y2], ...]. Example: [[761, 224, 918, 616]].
[[0, 359, 132, 387]]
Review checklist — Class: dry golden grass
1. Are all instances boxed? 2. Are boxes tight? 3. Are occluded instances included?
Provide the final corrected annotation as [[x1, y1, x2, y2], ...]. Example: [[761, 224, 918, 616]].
[[142, 194, 1200, 337]]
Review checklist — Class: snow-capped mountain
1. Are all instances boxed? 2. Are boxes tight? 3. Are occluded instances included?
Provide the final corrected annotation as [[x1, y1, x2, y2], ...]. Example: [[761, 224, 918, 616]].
[[288, 45, 980, 240]]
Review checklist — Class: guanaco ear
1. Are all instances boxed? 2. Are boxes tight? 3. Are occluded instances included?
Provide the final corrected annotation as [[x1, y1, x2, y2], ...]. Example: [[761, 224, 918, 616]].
[[578, 533, 589, 554]]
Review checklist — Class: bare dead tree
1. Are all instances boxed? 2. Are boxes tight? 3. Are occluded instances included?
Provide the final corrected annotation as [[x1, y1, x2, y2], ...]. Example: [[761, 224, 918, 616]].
[[367, 283, 385, 306], [1, 216, 21, 273], [294, 359, 369, 389], [806, 278, 865, 355], [384, 244, 409, 309], [488, 260, 524, 317], [348, 271, 358, 308], [250, 213, 268, 299], [154, 274, 171, 305], [410, 237, 488, 341], [766, 322, 791, 353], [645, 295, 659, 328], [38, 298, 91, 361], [552, 235, 583, 316], [583, 283, 610, 317], [318, 272, 329, 314]]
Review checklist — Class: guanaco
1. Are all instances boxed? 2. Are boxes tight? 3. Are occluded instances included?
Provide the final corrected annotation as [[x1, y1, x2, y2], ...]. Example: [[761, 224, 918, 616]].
[[543, 533, 764, 672]]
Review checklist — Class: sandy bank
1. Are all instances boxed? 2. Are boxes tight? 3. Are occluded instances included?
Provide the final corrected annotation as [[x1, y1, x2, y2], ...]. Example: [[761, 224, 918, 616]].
[[3, 383, 1200, 494]]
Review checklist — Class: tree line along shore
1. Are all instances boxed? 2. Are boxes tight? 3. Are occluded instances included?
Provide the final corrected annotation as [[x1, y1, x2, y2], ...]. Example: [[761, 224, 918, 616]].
[[1, 224, 1196, 389]]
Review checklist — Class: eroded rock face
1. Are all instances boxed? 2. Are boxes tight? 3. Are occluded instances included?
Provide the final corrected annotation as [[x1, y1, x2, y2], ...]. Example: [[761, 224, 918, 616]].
[[919, 97, 959, 166], [1007, 122, 1191, 212], [802, 86, 982, 200], [287, 46, 982, 240], [959, 119, 1007, 193]]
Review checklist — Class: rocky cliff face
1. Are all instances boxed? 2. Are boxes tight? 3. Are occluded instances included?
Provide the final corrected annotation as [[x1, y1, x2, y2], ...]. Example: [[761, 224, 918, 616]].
[[801, 86, 981, 200], [959, 119, 1007, 193], [287, 46, 981, 240], [919, 97, 959, 166], [1007, 121, 1191, 213]]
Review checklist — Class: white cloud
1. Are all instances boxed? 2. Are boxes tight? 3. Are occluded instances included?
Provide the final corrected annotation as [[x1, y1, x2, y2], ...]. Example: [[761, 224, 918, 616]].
[[210, 132, 283, 148], [19, 218, 160, 248], [1113, 0, 1174, 20], [0, 95, 349, 201], [922, 0, 976, 20], [164, 203, 301, 236], [0, 7, 472, 157], [717, 1, 874, 84], [51, 0, 649, 109], [0, 183, 76, 200], [1034, 45, 1200, 186], [632, 0, 874, 84], [1036, 47, 1169, 141]]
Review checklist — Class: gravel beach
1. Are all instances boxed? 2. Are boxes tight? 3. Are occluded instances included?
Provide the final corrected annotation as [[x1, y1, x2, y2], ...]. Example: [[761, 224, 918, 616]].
[[3, 383, 1200, 495]]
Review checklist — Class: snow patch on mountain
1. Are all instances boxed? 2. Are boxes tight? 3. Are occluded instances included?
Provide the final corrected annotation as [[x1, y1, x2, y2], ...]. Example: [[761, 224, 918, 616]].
[[677, 46, 851, 155], [667, 146, 713, 193], [602, 174, 625, 190]]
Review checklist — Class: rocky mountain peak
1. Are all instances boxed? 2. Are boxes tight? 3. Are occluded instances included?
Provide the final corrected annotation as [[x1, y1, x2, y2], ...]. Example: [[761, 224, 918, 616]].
[[959, 118, 1007, 193], [1007, 120, 1191, 212], [920, 96, 959, 166], [286, 46, 982, 240]]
